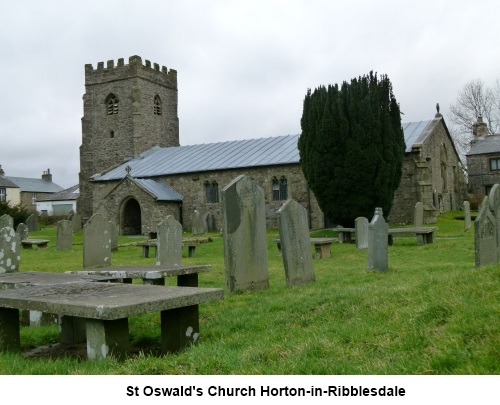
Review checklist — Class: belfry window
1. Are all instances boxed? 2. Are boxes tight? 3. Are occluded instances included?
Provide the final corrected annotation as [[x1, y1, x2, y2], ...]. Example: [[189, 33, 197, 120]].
[[154, 95, 162, 115], [106, 94, 118, 115]]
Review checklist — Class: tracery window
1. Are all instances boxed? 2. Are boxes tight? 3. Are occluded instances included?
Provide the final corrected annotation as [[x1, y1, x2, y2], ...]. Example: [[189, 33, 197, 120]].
[[154, 95, 162, 115], [106, 94, 119, 115], [272, 176, 288, 201]]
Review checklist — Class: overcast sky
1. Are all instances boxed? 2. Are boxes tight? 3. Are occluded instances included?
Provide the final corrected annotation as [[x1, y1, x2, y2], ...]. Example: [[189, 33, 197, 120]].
[[1, 0, 499, 189]]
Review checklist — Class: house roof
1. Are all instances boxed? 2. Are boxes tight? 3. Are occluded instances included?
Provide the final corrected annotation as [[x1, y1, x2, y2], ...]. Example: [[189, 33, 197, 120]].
[[0, 177, 19, 188], [5, 176, 64, 193], [36, 185, 79, 202], [93, 119, 442, 182], [466, 134, 500, 156]]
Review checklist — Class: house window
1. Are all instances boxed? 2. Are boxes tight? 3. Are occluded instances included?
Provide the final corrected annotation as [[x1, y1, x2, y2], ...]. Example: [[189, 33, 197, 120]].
[[154, 95, 162, 115], [272, 176, 288, 201], [31, 193, 37, 205], [205, 181, 219, 203], [106, 94, 118, 115], [490, 158, 500, 171], [0, 188, 5, 201]]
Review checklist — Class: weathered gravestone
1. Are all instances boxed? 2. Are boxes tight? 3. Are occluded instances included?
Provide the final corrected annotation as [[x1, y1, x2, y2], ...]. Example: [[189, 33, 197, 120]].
[[414, 201, 424, 227], [0, 227, 21, 273], [109, 221, 119, 252], [16, 223, 29, 240], [0, 214, 13, 230], [355, 216, 369, 249], [204, 212, 216, 232], [474, 196, 497, 268], [221, 174, 269, 292], [56, 220, 73, 251], [367, 207, 388, 271], [277, 199, 315, 287], [157, 215, 182, 266], [488, 184, 500, 262], [71, 212, 83, 232], [463, 201, 471, 232], [26, 214, 37, 232], [191, 210, 205, 235], [83, 213, 111, 268]]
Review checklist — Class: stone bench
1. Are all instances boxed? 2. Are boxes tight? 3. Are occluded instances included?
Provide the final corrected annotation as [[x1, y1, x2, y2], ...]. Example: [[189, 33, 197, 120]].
[[0, 281, 223, 360], [388, 227, 438, 246], [21, 239, 50, 249], [335, 227, 356, 243], [138, 240, 201, 258], [274, 237, 335, 259], [66, 264, 211, 287]]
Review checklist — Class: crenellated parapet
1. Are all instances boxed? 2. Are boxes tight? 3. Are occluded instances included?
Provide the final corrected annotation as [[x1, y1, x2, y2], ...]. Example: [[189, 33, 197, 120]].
[[84, 55, 177, 89]]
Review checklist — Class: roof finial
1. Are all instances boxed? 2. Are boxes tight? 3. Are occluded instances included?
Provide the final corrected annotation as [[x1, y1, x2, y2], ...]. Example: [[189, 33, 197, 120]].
[[436, 103, 440, 114], [125, 165, 132, 175]]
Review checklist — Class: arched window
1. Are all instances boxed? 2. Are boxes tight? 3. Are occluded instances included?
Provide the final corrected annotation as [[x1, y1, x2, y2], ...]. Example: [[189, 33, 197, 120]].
[[272, 176, 288, 200], [440, 144, 447, 191], [205, 181, 219, 203], [154, 95, 162, 115], [106, 94, 118, 115]]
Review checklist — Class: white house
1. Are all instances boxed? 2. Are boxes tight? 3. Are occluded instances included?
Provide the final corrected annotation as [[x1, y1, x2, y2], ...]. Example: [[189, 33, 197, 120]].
[[36, 185, 79, 216]]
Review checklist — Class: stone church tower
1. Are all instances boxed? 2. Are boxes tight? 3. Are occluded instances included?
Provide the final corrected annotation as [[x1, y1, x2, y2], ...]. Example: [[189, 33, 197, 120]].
[[77, 55, 179, 220]]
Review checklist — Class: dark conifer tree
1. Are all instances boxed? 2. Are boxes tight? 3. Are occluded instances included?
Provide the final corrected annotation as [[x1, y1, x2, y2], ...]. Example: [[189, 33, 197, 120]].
[[298, 72, 405, 227]]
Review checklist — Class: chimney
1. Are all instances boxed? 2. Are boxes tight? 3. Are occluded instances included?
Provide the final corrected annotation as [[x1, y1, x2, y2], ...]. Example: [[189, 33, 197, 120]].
[[0, 165, 4, 177], [42, 168, 52, 182], [472, 116, 488, 138]]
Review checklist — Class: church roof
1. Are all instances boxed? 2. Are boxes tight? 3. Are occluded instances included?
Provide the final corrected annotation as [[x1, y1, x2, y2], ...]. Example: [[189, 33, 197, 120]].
[[466, 134, 500, 156], [93, 120, 438, 182]]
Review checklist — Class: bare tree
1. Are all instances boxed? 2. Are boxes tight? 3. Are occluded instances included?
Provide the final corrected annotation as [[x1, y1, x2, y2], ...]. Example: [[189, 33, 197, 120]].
[[449, 79, 500, 158]]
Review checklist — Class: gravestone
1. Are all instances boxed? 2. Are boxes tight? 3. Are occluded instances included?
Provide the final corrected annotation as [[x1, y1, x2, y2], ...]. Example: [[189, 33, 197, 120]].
[[56, 220, 73, 251], [221, 174, 269, 292], [72, 212, 83, 232], [83, 213, 111, 268], [367, 207, 388, 271], [157, 215, 182, 266], [0, 227, 21, 273], [0, 214, 13, 229], [277, 199, 315, 287], [191, 210, 205, 235], [204, 212, 215, 232], [16, 223, 29, 240], [474, 196, 497, 268], [463, 201, 471, 232], [355, 216, 369, 249], [414, 202, 424, 227], [26, 214, 37, 232], [109, 221, 119, 251], [488, 184, 500, 261]]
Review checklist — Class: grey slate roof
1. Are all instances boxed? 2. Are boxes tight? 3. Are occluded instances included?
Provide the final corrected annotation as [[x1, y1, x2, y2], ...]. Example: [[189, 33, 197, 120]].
[[134, 178, 183, 201], [93, 121, 434, 182], [5, 176, 64, 193], [0, 177, 19, 188], [36, 185, 79, 202], [466, 135, 500, 156]]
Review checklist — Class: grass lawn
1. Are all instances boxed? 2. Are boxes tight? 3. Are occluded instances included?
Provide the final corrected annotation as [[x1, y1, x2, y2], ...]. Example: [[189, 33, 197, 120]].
[[0, 210, 498, 375]]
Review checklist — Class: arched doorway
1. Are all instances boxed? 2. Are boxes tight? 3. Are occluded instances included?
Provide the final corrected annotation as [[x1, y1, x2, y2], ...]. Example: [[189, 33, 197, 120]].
[[122, 198, 142, 235]]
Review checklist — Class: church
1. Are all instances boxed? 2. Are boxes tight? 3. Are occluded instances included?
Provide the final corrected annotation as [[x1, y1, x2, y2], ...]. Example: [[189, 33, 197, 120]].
[[77, 56, 467, 235]]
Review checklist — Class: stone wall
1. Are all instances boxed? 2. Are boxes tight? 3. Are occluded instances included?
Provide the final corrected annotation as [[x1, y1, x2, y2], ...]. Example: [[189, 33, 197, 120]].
[[467, 153, 500, 197]]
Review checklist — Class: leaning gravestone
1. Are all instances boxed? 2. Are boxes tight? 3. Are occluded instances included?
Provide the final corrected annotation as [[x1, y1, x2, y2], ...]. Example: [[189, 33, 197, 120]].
[[0, 226, 21, 273], [277, 199, 315, 287], [56, 220, 73, 251], [414, 201, 424, 227], [191, 210, 205, 235], [83, 213, 111, 268], [367, 207, 388, 271], [221, 174, 269, 292], [157, 215, 182, 266], [16, 223, 29, 240], [463, 201, 471, 232], [26, 214, 37, 232], [474, 196, 497, 268], [355, 216, 369, 249], [0, 214, 13, 230]]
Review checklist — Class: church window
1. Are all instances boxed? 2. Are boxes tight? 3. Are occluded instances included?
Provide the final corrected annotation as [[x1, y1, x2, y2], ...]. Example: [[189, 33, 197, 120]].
[[490, 158, 500, 171], [0, 188, 5, 202], [272, 176, 288, 201], [106, 94, 118, 115], [205, 181, 219, 203], [154, 95, 162, 115]]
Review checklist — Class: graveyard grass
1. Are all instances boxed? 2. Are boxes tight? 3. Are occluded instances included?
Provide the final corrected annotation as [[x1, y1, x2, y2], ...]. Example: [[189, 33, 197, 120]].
[[0, 210, 498, 375]]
